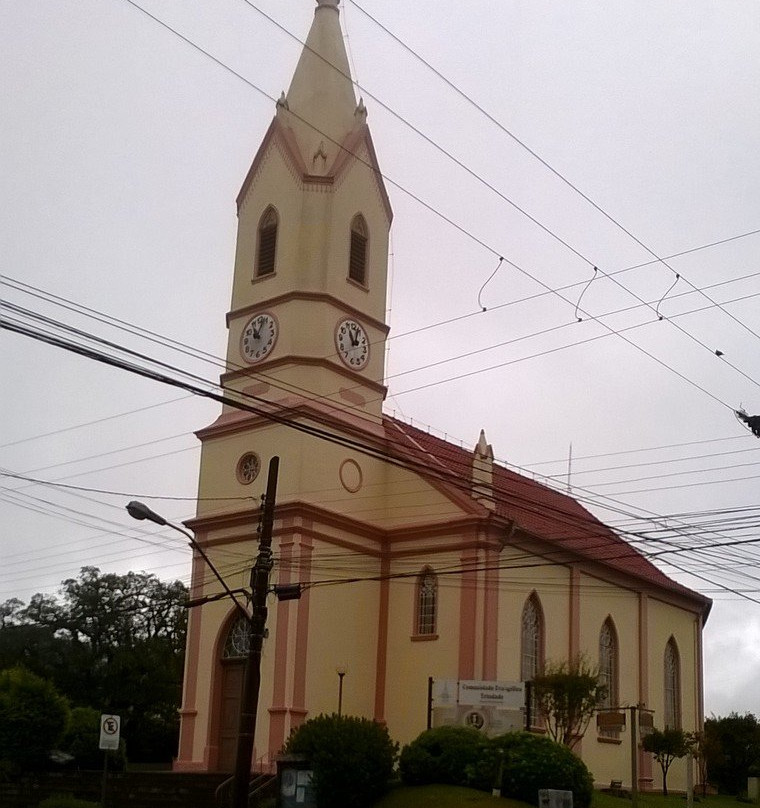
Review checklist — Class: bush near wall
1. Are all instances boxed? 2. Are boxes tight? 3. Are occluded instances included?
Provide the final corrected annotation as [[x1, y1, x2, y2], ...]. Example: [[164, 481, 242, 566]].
[[399, 726, 488, 786], [283, 714, 399, 808], [400, 727, 594, 808], [470, 732, 594, 808]]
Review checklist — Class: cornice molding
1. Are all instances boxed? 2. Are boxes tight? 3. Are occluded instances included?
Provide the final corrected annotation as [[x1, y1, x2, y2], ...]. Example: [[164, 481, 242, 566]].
[[226, 290, 389, 334], [219, 354, 388, 396]]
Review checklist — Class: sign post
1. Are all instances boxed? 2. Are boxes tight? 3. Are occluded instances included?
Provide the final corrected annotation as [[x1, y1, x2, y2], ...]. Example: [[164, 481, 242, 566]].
[[99, 714, 120, 808]]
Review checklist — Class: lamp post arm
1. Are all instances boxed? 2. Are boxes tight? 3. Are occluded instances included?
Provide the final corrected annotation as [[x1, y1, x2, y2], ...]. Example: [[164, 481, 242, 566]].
[[165, 521, 251, 621], [126, 500, 250, 620]]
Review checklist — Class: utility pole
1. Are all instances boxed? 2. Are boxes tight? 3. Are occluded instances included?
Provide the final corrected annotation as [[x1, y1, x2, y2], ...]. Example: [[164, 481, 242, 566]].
[[630, 705, 639, 808], [232, 456, 279, 808]]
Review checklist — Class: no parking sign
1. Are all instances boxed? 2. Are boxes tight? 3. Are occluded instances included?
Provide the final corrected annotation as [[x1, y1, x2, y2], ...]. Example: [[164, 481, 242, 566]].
[[99, 714, 121, 751]]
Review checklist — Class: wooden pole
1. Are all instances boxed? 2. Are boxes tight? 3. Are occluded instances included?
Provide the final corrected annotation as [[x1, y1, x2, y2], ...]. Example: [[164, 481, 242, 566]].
[[232, 457, 279, 808]]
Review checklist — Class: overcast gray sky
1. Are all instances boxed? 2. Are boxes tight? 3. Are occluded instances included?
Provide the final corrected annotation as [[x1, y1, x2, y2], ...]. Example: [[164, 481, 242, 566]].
[[2, 0, 759, 718]]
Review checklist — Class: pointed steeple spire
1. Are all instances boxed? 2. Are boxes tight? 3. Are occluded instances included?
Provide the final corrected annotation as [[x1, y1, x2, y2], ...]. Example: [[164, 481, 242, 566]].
[[284, 0, 358, 174], [472, 429, 495, 510]]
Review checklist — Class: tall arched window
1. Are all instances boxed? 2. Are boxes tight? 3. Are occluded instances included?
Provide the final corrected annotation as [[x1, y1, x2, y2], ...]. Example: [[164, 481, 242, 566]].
[[664, 637, 681, 729], [416, 568, 437, 636], [599, 617, 619, 736], [256, 206, 278, 277], [348, 214, 368, 285], [521, 593, 544, 726]]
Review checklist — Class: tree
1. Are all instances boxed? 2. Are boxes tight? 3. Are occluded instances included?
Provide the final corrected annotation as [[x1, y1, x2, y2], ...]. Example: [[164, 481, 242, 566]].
[[642, 727, 692, 796], [531, 656, 606, 748], [704, 713, 760, 794], [0, 567, 188, 764], [0, 667, 70, 772]]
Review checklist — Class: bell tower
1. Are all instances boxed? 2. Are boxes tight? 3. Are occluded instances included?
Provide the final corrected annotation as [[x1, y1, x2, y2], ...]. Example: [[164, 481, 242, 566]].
[[222, 0, 392, 421]]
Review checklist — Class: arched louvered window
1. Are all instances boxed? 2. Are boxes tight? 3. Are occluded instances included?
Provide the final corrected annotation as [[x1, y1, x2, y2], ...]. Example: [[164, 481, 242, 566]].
[[348, 214, 368, 285], [256, 206, 278, 277], [416, 568, 437, 636], [599, 617, 619, 736], [664, 637, 681, 729], [521, 593, 544, 727]]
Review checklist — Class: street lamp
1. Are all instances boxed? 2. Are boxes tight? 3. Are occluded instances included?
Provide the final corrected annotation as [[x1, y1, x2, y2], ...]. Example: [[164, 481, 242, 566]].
[[336, 666, 347, 716], [125, 500, 249, 618]]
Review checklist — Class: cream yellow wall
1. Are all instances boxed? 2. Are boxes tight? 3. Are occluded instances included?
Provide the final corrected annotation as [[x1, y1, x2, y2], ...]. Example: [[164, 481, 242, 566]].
[[230, 140, 304, 315], [647, 598, 700, 730], [577, 572, 639, 701], [230, 137, 389, 326], [494, 550, 572, 680], [383, 550, 464, 744], [195, 422, 468, 531], [644, 598, 701, 793], [301, 573, 381, 718], [575, 573, 639, 787]]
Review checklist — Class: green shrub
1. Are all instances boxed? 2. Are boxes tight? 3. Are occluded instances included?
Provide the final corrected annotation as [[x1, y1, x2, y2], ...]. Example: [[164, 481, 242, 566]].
[[469, 732, 594, 808], [0, 667, 70, 772], [399, 725, 488, 786], [38, 794, 100, 808], [61, 707, 126, 771], [283, 714, 398, 808]]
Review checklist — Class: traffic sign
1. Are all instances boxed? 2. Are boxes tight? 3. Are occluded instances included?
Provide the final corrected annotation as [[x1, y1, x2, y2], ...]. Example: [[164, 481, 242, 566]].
[[99, 714, 121, 751]]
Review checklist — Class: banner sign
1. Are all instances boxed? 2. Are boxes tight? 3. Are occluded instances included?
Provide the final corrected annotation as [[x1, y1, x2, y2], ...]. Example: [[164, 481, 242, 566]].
[[430, 679, 525, 736]]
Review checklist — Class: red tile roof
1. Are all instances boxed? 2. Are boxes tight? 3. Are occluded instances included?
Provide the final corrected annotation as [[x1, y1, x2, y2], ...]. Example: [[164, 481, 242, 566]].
[[386, 416, 711, 613]]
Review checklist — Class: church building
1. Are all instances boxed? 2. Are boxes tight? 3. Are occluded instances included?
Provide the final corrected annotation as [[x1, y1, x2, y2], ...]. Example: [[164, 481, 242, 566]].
[[175, 0, 711, 792]]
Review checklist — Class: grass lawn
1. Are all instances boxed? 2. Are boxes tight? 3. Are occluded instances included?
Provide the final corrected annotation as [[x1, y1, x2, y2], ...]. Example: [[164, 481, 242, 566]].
[[594, 794, 748, 808], [375, 787, 752, 808], [374, 783, 527, 807]]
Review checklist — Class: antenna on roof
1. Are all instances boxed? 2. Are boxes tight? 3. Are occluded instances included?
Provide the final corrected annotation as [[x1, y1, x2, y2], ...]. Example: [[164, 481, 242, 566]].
[[567, 442, 573, 494]]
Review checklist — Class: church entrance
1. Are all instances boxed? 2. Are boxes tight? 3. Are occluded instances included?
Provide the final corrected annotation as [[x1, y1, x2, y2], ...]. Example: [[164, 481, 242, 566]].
[[215, 614, 251, 771]]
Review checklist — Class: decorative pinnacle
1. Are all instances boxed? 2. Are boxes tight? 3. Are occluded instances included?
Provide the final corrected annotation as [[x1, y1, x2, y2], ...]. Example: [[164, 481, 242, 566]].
[[316, 0, 340, 8]]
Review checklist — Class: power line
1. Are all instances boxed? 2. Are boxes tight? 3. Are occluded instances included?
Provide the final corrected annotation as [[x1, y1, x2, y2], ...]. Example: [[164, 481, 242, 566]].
[[345, 0, 760, 345], [113, 2, 757, 417]]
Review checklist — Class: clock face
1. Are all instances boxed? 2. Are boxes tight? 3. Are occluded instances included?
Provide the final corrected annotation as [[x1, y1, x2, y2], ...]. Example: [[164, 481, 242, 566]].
[[241, 312, 278, 364], [335, 318, 369, 369]]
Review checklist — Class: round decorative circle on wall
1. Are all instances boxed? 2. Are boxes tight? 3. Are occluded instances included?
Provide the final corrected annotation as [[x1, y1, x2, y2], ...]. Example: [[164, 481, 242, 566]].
[[236, 452, 261, 485], [339, 459, 363, 493]]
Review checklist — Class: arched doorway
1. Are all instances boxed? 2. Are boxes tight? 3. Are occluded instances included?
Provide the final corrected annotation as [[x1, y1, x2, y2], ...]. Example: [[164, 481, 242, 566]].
[[216, 614, 251, 771]]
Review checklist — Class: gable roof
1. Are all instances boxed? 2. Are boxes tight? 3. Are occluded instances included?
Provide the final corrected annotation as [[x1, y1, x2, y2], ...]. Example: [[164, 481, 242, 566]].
[[386, 416, 711, 617]]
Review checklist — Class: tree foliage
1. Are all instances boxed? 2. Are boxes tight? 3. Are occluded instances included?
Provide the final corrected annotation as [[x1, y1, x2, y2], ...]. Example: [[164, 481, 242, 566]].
[[642, 727, 692, 796], [0, 567, 187, 765], [0, 667, 70, 772], [532, 656, 606, 748], [704, 713, 760, 794], [284, 714, 399, 808]]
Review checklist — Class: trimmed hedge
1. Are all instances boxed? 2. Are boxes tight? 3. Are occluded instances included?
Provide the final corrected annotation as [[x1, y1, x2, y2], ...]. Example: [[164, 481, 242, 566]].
[[400, 727, 593, 808], [471, 732, 594, 808], [283, 714, 398, 808], [399, 726, 487, 786]]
